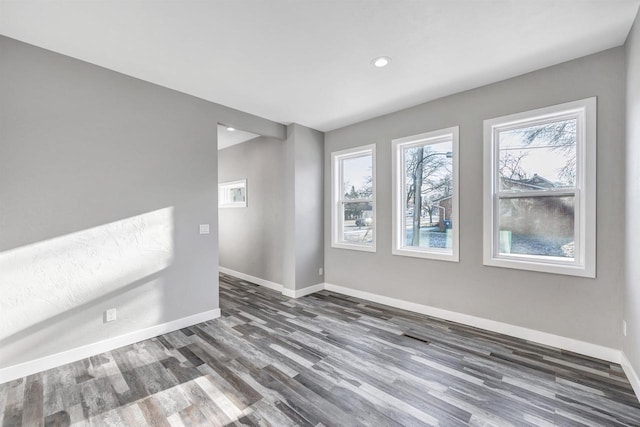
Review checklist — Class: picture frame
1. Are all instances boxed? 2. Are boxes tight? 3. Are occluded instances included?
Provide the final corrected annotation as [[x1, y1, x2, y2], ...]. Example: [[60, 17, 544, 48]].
[[219, 179, 247, 208]]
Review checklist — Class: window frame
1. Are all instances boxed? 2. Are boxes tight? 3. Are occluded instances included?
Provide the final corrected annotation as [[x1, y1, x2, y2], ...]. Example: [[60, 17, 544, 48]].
[[331, 144, 376, 252], [218, 179, 247, 208], [392, 126, 460, 262], [483, 97, 596, 277]]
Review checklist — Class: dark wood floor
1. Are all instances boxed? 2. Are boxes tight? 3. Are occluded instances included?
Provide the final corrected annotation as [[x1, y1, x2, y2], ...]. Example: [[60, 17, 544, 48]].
[[1, 273, 639, 426]]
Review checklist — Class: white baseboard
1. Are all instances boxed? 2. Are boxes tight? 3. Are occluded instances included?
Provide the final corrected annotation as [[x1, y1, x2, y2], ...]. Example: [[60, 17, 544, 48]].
[[218, 270, 630, 379], [621, 352, 640, 401], [219, 270, 624, 365], [219, 267, 283, 293], [324, 282, 621, 364], [283, 283, 325, 299], [0, 308, 220, 384], [219, 267, 324, 299]]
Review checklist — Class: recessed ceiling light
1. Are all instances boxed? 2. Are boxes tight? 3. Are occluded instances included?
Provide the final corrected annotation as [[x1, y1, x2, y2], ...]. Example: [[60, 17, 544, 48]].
[[372, 56, 391, 68], [227, 127, 235, 131]]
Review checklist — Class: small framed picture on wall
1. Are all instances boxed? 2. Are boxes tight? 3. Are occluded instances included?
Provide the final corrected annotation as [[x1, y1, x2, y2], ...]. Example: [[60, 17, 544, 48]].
[[219, 179, 247, 208]]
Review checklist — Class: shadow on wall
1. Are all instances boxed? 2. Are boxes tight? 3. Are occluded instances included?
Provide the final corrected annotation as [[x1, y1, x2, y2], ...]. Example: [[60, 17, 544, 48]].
[[0, 207, 175, 366]]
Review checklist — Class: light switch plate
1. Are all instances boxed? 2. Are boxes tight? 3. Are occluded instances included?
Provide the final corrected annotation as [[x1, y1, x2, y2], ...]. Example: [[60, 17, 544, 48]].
[[623, 320, 627, 337], [105, 308, 117, 323], [199, 224, 210, 234]]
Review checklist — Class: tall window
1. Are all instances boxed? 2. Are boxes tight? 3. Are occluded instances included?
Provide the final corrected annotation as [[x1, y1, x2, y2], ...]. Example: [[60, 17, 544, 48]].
[[331, 145, 376, 251], [392, 127, 459, 261], [483, 98, 596, 277]]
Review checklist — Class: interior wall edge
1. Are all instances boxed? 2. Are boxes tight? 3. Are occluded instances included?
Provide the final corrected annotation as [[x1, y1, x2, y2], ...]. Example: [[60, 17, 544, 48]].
[[622, 352, 640, 401], [624, 0, 640, 399], [282, 282, 325, 299], [219, 267, 284, 293], [219, 267, 323, 298]]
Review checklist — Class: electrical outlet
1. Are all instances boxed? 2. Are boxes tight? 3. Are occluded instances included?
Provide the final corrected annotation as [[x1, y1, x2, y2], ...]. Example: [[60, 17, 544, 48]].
[[105, 308, 117, 323], [623, 320, 627, 337], [199, 224, 210, 234], [319, 267, 323, 276]]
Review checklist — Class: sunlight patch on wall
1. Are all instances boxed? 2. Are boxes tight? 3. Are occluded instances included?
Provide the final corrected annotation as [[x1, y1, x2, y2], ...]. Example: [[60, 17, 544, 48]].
[[0, 207, 174, 341]]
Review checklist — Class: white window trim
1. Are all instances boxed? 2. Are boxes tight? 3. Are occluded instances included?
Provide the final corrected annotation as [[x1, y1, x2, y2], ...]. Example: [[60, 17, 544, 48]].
[[331, 144, 376, 252], [392, 126, 459, 262], [483, 97, 596, 277]]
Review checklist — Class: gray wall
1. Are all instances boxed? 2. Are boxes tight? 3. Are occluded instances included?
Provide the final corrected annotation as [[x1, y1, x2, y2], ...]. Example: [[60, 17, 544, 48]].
[[625, 10, 640, 374], [218, 136, 286, 284], [283, 125, 297, 288], [0, 36, 283, 369], [284, 124, 325, 291], [325, 47, 626, 349], [293, 125, 325, 289]]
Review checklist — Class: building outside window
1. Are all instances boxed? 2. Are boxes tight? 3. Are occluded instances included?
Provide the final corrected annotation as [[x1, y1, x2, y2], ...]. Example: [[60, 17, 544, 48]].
[[392, 127, 459, 261], [483, 98, 596, 277]]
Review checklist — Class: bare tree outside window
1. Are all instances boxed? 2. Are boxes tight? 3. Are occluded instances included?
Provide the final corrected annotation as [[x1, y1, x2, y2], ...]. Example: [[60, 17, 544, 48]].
[[393, 127, 459, 261], [484, 98, 595, 277], [403, 140, 453, 249], [332, 145, 376, 251], [496, 118, 578, 258]]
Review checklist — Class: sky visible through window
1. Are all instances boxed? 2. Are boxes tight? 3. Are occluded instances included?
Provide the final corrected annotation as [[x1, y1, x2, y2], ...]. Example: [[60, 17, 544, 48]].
[[342, 154, 372, 196], [498, 119, 576, 188], [403, 140, 452, 197]]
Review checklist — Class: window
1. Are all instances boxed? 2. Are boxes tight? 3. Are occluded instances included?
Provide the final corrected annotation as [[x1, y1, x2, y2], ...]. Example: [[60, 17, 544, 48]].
[[483, 98, 596, 277], [392, 127, 459, 261], [331, 145, 376, 251]]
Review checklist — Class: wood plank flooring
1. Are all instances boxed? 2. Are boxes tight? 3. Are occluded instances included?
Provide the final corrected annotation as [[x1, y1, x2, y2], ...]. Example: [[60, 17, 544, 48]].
[[1, 272, 639, 426]]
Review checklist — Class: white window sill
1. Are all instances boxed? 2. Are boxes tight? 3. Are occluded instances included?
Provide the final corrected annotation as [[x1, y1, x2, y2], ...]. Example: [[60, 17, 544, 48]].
[[332, 242, 376, 253], [484, 256, 595, 278], [393, 247, 458, 262]]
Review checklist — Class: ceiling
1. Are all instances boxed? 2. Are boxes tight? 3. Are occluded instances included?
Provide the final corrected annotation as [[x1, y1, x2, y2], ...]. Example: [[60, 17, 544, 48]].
[[1, 0, 639, 132], [217, 125, 260, 150]]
